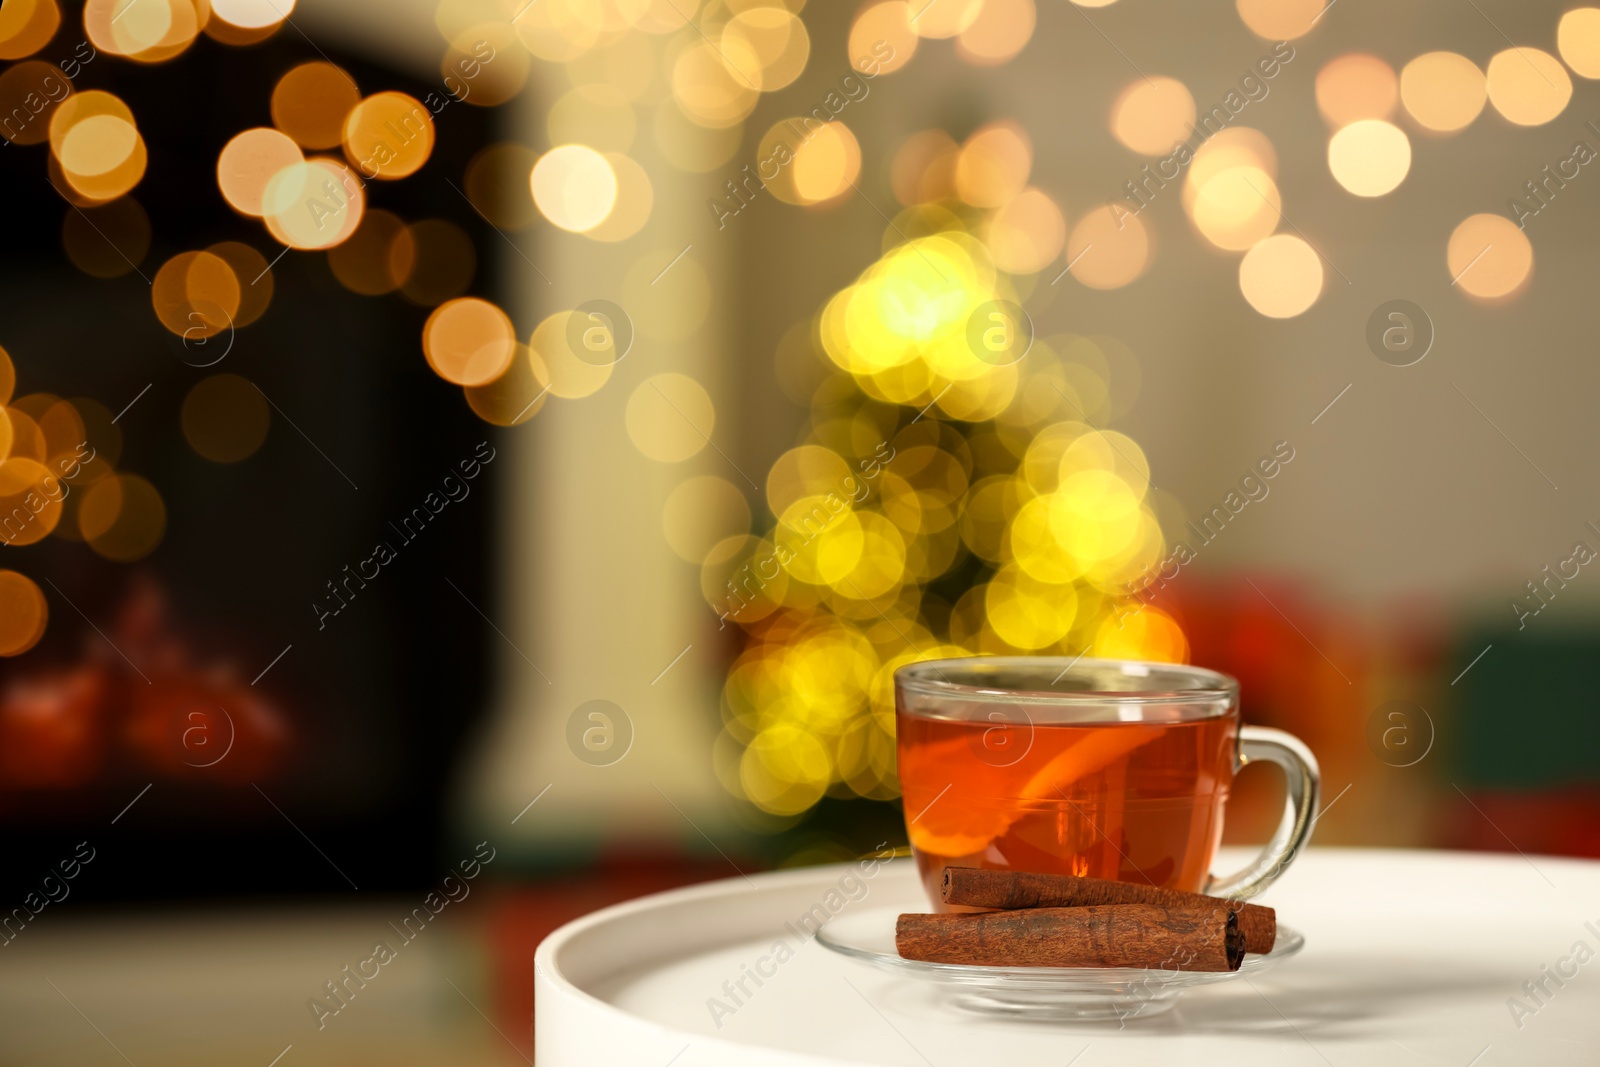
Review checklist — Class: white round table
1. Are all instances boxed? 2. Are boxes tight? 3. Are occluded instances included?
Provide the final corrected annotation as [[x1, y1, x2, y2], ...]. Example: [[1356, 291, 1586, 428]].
[[535, 848, 1600, 1065]]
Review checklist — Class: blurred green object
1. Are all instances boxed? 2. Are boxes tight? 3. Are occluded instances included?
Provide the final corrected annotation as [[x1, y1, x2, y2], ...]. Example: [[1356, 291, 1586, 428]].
[[1450, 624, 1600, 789]]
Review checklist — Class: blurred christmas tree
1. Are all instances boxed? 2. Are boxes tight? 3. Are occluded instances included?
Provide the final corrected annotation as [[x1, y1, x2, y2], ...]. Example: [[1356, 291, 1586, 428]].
[[708, 121, 1186, 846]]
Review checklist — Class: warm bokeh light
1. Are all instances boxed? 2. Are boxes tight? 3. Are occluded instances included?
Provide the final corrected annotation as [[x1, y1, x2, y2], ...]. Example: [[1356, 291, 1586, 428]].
[[465, 143, 540, 230], [1447, 213, 1533, 301], [0, 60, 70, 145], [956, 0, 1036, 67], [442, 25, 528, 107], [986, 187, 1066, 275], [1486, 47, 1572, 126], [423, 298, 518, 387], [49, 91, 146, 201], [721, 5, 810, 92], [626, 373, 716, 462], [850, 1, 917, 75], [1327, 119, 1411, 197], [793, 122, 861, 205], [0, 456, 62, 544], [1235, 0, 1322, 40], [1066, 203, 1150, 289], [211, 0, 293, 31], [63, 197, 151, 279], [0, 570, 47, 656], [1400, 52, 1486, 133], [531, 144, 618, 232], [205, 241, 273, 327], [1558, 7, 1600, 79], [152, 250, 240, 339], [1111, 76, 1196, 156], [80, 473, 166, 561], [1239, 234, 1323, 318], [671, 41, 758, 129], [0, 0, 61, 61], [328, 209, 413, 296], [262, 158, 365, 250], [913, 0, 983, 40], [181, 374, 270, 463], [663, 475, 751, 562], [891, 129, 958, 205], [217, 127, 303, 217], [1315, 54, 1397, 126], [1188, 165, 1279, 251], [464, 346, 551, 426], [343, 92, 434, 179], [271, 62, 360, 150], [531, 310, 611, 399], [85, 0, 203, 63], [955, 121, 1031, 207], [587, 152, 654, 241]]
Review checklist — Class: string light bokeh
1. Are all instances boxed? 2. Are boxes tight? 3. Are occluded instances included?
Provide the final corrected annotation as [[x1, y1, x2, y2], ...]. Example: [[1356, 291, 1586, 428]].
[[3, 0, 1595, 833]]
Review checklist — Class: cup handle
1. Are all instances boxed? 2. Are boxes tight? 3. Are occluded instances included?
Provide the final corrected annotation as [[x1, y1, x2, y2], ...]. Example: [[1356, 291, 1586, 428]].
[[1202, 725, 1321, 901]]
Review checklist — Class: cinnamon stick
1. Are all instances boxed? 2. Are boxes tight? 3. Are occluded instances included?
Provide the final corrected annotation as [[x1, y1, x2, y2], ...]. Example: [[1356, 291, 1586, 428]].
[[896, 904, 1244, 971], [941, 867, 1276, 954]]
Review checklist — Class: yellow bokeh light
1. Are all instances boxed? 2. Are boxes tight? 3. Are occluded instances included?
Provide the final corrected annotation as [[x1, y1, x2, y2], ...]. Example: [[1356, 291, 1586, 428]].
[[1447, 213, 1532, 301], [1486, 47, 1572, 126], [626, 373, 715, 463], [1235, 0, 1322, 40], [793, 122, 861, 204], [1558, 8, 1600, 79], [1188, 165, 1279, 251], [530, 144, 618, 233], [986, 565, 1077, 649], [986, 187, 1065, 275], [849, 1, 916, 75], [1400, 52, 1486, 133], [1093, 604, 1188, 663], [956, 0, 1036, 67], [1188, 126, 1278, 183], [1327, 119, 1410, 197], [587, 153, 654, 242], [1111, 76, 1195, 156], [1239, 234, 1322, 318], [1315, 53, 1397, 126], [779, 495, 864, 585], [263, 159, 364, 250], [59, 114, 136, 177], [913, 0, 982, 40], [671, 41, 759, 129], [211, 0, 292, 30], [721, 6, 810, 92]]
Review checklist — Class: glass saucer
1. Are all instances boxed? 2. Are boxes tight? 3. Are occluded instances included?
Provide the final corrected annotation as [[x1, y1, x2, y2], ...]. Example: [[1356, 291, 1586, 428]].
[[816, 905, 1304, 1021]]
